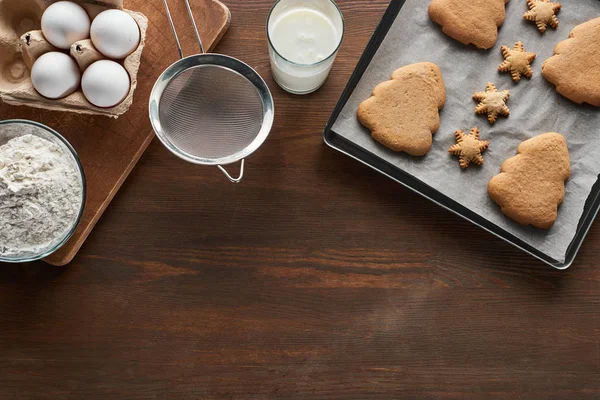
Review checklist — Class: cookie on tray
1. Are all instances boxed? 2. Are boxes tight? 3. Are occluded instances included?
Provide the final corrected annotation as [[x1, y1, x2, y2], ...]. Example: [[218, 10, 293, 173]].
[[498, 42, 536, 83], [428, 0, 509, 49], [488, 132, 570, 229], [448, 127, 489, 169], [357, 62, 446, 156], [524, 0, 561, 33], [542, 17, 600, 107], [473, 82, 510, 124]]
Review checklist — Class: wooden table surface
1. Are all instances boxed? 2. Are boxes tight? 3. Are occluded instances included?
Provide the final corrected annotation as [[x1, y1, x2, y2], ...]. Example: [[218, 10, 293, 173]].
[[1, 1, 600, 398]]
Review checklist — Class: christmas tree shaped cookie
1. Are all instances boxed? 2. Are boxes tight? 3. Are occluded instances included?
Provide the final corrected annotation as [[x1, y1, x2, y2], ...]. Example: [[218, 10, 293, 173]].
[[357, 62, 446, 156], [542, 17, 600, 107], [488, 132, 570, 229], [429, 0, 509, 49]]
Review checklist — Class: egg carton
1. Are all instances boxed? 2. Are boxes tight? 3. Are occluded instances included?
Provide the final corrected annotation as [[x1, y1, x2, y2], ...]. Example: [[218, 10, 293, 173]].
[[0, 0, 148, 118]]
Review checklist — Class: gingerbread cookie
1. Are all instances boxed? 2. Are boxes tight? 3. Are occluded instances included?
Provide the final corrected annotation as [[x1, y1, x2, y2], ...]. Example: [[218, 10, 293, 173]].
[[498, 42, 536, 82], [429, 0, 509, 49], [357, 62, 446, 156], [524, 0, 561, 33], [542, 17, 600, 107], [473, 82, 510, 124], [448, 128, 489, 169], [488, 132, 570, 229]]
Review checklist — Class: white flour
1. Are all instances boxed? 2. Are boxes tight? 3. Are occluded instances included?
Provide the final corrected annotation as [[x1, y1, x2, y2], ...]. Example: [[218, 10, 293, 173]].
[[0, 129, 83, 258]]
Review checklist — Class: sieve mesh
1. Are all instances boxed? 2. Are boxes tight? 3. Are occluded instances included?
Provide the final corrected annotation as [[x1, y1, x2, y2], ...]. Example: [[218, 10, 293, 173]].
[[158, 65, 265, 160]]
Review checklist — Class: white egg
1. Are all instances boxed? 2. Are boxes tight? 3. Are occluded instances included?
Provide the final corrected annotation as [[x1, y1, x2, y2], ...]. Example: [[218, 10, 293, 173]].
[[91, 10, 140, 59], [31, 52, 81, 99], [82, 60, 130, 108], [41, 1, 91, 49]]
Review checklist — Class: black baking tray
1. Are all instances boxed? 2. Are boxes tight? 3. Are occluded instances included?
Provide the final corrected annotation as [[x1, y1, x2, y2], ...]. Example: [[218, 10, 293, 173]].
[[323, 0, 600, 269]]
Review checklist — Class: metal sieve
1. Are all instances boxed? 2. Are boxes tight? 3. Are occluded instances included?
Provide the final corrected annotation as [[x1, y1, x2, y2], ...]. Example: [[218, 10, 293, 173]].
[[149, 0, 274, 183]]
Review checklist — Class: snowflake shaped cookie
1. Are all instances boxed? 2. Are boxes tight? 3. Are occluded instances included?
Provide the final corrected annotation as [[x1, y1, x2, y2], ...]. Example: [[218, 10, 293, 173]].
[[448, 128, 490, 169], [498, 42, 537, 82], [524, 0, 561, 33], [473, 82, 510, 124]]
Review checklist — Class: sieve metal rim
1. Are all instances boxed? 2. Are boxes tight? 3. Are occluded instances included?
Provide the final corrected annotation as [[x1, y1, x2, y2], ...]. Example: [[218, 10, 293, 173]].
[[148, 53, 274, 167]]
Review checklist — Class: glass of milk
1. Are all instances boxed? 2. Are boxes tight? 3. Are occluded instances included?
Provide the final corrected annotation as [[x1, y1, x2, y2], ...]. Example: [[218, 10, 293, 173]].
[[267, 0, 344, 95]]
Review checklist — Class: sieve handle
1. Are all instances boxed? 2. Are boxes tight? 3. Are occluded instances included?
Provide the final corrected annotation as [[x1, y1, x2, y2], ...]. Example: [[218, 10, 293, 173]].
[[163, 0, 205, 59], [218, 159, 245, 184]]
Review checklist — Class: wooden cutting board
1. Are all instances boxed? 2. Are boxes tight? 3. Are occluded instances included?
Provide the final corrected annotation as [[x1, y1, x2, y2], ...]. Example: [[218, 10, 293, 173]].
[[0, 0, 231, 266]]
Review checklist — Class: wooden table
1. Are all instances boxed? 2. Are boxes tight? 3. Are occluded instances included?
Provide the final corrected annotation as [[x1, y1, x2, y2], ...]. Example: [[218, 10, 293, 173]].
[[1, 1, 599, 398]]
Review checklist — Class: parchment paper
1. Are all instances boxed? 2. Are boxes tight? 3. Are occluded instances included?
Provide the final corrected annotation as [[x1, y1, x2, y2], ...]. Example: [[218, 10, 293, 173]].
[[332, 0, 600, 263]]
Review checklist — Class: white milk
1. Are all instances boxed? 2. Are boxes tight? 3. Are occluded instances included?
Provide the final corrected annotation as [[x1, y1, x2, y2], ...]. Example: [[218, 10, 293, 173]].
[[267, 0, 344, 94], [270, 8, 339, 64]]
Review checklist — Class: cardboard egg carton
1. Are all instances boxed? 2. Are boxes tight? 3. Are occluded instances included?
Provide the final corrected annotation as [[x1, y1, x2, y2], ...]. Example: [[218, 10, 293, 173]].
[[0, 0, 148, 118]]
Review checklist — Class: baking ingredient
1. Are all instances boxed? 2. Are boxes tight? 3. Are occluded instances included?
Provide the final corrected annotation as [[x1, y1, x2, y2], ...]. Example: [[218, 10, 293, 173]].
[[91, 10, 140, 59], [267, 0, 343, 94], [41, 1, 91, 49], [0, 130, 83, 258], [81, 60, 130, 108], [269, 7, 339, 64], [31, 52, 81, 99]]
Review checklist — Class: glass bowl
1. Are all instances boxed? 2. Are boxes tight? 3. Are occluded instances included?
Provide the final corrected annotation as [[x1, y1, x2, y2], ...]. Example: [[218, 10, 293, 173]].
[[0, 119, 86, 263]]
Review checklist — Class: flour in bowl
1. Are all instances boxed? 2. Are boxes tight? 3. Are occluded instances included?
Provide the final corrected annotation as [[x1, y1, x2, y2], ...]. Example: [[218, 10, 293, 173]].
[[0, 130, 83, 258]]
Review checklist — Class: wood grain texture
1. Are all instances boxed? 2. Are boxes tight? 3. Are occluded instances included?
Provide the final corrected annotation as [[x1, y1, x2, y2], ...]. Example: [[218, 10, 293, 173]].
[[1, 0, 599, 399], [0, 0, 230, 266]]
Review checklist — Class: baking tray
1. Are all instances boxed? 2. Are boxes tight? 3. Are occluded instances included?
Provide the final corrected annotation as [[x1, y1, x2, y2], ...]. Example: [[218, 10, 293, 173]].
[[323, 0, 600, 270]]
